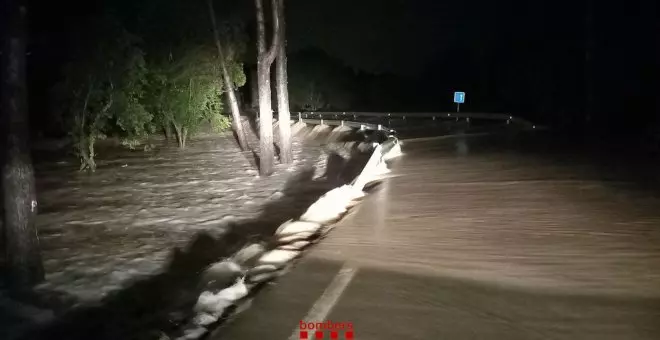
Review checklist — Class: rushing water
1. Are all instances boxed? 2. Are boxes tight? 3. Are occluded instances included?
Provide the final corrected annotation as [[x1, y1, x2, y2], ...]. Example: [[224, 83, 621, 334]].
[[314, 129, 660, 297], [205, 128, 660, 340], [18, 134, 327, 301]]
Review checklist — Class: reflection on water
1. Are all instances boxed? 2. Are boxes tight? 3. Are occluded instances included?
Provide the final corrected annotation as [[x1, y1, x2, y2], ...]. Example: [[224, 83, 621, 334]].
[[315, 129, 660, 297], [455, 135, 469, 156]]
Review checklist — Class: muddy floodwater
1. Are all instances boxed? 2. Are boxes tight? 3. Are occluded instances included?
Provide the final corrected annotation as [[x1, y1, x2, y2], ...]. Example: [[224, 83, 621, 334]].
[[206, 130, 660, 340], [315, 130, 660, 297], [26, 135, 328, 301]]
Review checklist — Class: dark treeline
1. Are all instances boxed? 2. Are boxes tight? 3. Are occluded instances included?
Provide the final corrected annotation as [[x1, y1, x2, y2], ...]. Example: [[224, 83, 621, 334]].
[[20, 0, 660, 140], [283, 0, 657, 136]]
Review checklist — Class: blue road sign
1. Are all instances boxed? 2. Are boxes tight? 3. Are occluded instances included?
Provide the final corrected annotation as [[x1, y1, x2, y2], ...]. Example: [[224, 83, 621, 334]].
[[453, 91, 465, 104]]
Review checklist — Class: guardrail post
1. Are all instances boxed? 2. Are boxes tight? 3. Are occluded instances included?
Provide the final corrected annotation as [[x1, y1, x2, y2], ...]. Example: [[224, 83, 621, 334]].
[[286, 111, 538, 131]]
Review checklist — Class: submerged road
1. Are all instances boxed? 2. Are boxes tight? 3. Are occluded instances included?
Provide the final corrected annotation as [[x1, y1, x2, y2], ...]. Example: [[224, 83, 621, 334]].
[[210, 131, 660, 340]]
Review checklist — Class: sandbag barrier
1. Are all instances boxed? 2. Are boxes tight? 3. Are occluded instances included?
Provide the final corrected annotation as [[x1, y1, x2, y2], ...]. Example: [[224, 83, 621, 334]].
[[173, 136, 403, 340]]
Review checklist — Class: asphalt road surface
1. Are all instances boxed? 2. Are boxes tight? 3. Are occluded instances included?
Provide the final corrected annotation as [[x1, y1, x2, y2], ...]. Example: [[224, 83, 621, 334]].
[[210, 131, 660, 340]]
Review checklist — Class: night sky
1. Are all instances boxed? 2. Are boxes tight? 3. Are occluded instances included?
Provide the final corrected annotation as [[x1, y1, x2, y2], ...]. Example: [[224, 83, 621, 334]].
[[17, 0, 660, 135]]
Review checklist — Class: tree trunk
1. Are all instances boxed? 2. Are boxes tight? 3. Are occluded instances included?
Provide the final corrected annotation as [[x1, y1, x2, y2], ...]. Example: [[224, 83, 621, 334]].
[[173, 124, 184, 148], [80, 98, 111, 172], [255, 0, 280, 176], [207, 0, 249, 151], [87, 134, 96, 171], [275, 0, 293, 164], [164, 121, 172, 141], [1, 0, 45, 289], [78, 82, 92, 171], [182, 127, 188, 149]]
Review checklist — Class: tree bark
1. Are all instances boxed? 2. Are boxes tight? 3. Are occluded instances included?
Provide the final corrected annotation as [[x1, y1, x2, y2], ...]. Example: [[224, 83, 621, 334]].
[[1, 0, 45, 289], [182, 127, 188, 149], [207, 0, 249, 151], [81, 97, 112, 172], [163, 121, 172, 141], [87, 133, 96, 171], [255, 0, 281, 176], [173, 124, 183, 148], [275, 0, 292, 164]]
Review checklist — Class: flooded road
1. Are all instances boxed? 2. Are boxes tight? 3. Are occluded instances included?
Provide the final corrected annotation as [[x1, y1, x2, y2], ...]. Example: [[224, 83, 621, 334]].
[[212, 130, 660, 340], [27, 135, 328, 301], [314, 130, 660, 296]]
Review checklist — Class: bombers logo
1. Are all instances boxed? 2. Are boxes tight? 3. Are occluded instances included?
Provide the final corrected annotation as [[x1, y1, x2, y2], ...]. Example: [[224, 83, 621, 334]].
[[298, 320, 355, 339]]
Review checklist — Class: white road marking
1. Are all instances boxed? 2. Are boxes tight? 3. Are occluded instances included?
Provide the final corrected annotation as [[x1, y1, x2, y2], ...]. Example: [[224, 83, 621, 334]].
[[288, 262, 358, 340]]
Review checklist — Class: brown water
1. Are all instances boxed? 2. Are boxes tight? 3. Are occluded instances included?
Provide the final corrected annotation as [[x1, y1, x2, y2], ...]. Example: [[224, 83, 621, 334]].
[[312, 130, 660, 297], [5, 126, 660, 339], [19, 134, 328, 300]]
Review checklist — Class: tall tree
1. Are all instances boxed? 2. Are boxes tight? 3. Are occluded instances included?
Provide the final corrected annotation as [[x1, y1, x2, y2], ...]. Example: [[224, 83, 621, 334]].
[[207, 0, 249, 151], [147, 46, 236, 149], [255, 0, 280, 175], [1, 0, 45, 289], [275, 0, 292, 164], [53, 21, 151, 171]]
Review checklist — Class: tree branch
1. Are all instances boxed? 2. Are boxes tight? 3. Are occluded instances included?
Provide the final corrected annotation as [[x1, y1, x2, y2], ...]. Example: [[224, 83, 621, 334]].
[[207, 0, 226, 62], [264, 0, 281, 65], [255, 0, 267, 56], [256, 0, 280, 65]]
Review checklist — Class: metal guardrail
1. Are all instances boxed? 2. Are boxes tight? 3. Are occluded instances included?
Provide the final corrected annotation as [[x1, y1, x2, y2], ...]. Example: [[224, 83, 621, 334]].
[[290, 111, 538, 132], [289, 111, 540, 138], [292, 111, 535, 127], [298, 118, 396, 135]]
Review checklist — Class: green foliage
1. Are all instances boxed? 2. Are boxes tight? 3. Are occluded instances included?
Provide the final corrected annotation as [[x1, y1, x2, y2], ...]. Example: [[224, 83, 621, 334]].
[[225, 60, 247, 88], [120, 138, 143, 150], [210, 114, 232, 133], [53, 18, 151, 170], [51, 0, 250, 165], [146, 46, 243, 148]]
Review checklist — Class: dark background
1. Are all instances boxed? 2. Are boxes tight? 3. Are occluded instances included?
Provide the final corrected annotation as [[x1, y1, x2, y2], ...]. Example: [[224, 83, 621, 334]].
[[18, 0, 660, 139]]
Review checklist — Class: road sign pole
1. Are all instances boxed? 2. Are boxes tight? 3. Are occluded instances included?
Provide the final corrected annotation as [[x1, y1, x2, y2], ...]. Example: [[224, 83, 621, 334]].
[[453, 91, 465, 113]]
